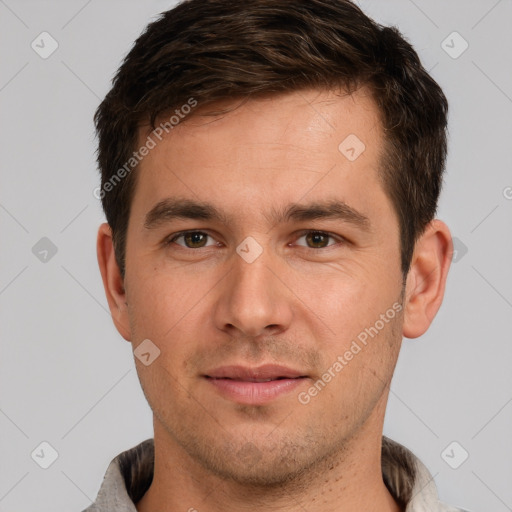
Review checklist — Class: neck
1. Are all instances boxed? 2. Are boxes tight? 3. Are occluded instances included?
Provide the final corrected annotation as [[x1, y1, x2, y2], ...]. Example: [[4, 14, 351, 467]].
[[136, 398, 401, 512]]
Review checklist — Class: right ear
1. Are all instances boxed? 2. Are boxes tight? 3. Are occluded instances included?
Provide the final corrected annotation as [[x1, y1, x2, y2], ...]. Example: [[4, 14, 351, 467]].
[[97, 223, 131, 341]]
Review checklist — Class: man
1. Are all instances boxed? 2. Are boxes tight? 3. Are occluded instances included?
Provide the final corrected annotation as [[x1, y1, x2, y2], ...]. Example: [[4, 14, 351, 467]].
[[87, 0, 467, 510]]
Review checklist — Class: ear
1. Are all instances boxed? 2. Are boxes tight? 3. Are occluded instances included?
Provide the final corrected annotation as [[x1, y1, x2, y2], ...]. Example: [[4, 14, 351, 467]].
[[402, 219, 452, 339], [97, 223, 131, 341]]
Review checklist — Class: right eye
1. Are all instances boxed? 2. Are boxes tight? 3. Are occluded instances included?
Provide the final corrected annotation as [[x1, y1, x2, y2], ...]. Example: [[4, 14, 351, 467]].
[[168, 231, 217, 249]]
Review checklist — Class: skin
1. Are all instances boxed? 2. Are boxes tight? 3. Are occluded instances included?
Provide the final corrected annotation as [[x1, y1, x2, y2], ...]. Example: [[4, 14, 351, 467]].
[[97, 88, 452, 512]]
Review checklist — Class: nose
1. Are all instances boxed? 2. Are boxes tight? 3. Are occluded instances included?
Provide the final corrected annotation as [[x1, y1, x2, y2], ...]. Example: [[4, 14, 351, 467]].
[[213, 244, 293, 339]]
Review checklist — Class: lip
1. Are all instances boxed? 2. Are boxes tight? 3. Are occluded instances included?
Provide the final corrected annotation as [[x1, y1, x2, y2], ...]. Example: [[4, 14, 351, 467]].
[[203, 365, 308, 405]]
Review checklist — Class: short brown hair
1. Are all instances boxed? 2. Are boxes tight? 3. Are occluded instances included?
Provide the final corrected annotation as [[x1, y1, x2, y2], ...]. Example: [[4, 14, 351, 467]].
[[94, 0, 448, 278]]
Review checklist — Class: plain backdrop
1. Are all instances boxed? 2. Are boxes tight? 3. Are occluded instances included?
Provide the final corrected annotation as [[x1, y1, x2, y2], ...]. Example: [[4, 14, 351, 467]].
[[1, 1, 511, 511]]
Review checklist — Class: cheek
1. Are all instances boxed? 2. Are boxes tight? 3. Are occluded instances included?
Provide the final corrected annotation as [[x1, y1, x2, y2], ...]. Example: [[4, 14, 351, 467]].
[[291, 265, 395, 344], [125, 271, 215, 379], [126, 276, 200, 395], [126, 270, 198, 334]]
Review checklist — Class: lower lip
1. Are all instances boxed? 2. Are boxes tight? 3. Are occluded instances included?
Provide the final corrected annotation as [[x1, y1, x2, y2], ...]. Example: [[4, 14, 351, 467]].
[[205, 377, 306, 405]]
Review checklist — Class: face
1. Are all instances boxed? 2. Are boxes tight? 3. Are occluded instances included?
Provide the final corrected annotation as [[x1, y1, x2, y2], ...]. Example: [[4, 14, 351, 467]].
[[118, 88, 407, 484]]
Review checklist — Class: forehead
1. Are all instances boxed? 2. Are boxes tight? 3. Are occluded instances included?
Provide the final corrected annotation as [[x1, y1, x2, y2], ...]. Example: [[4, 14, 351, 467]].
[[150, 87, 382, 158], [132, 88, 390, 227]]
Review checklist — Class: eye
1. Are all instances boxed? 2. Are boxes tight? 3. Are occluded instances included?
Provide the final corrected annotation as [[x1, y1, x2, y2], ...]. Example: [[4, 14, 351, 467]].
[[294, 231, 340, 249], [169, 231, 217, 249]]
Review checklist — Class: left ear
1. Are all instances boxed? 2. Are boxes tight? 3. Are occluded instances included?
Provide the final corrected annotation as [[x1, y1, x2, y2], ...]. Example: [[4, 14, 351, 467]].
[[403, 219, 452, 339]]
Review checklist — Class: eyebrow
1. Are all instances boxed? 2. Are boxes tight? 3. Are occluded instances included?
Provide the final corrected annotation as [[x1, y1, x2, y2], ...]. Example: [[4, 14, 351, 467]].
[[144, 198, 229, 229], [144, 198, 371, 232]]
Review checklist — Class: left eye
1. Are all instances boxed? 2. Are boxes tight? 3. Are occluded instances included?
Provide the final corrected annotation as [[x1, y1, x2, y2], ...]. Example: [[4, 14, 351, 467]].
[[170, 231, 217, 248], [295, 231, 338, 249]]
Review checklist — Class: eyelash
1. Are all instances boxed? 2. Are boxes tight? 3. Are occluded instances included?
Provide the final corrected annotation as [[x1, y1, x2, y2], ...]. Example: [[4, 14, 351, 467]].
[[166, 230, 344, 249], [166, 231, 219, 249]]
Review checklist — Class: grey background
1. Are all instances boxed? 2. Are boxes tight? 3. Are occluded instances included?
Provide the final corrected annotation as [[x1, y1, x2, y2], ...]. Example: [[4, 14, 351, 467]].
[[1, 0, 511, 510]]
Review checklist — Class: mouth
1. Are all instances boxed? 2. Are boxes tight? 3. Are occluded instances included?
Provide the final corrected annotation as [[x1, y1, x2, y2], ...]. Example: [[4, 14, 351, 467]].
[[203, 365, 309, 405], [216, 376, 297, 382]]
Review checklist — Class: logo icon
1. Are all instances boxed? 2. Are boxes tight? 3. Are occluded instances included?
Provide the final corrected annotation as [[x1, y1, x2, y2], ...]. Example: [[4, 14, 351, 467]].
[[31, 441, 59, 469], [236, 236, 263, 264], [31, 32, 59, 59], [134, 339, 161, 366], [441, 32, 469, 59], [451, 237, 468, 263], [338, 134, 366, 161], [441, 441, 469, 469], [32, 237, 58, 263]]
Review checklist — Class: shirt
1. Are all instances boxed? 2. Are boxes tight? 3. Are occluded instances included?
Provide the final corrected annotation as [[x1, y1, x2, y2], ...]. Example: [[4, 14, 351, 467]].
[[83, 436, 469, 511]]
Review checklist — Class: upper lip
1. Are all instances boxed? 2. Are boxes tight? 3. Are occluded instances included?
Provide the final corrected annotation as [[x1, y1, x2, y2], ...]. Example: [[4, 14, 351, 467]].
[[204, 364, 307, 381]]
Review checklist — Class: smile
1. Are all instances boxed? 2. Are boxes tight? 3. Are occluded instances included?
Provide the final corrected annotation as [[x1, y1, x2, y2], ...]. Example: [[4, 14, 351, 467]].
[[203, 365, 309, 405]]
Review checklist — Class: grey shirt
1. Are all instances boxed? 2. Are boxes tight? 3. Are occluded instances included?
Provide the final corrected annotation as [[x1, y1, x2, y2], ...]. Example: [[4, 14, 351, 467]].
[[83, 437, 468, 511]]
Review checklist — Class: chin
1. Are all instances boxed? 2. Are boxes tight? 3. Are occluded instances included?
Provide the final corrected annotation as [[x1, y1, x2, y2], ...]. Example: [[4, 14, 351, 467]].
[[182, 433, 334, 489]]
